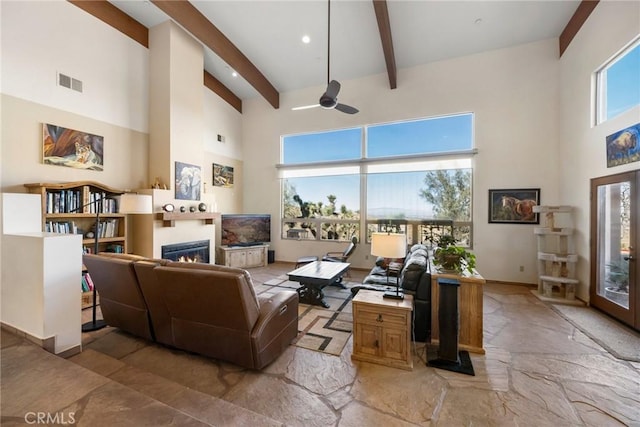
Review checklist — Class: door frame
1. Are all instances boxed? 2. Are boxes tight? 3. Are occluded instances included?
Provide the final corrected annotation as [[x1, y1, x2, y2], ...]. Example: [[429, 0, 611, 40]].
[[590, 170, 639, 330]]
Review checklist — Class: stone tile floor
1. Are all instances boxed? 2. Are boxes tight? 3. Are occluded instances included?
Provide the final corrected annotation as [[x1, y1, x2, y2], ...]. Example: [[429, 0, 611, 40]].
[[2, 262, 639, 426]]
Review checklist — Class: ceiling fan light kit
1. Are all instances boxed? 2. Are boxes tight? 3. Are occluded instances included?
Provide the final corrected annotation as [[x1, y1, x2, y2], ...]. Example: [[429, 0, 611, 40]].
[[293, 0, 358, 115]]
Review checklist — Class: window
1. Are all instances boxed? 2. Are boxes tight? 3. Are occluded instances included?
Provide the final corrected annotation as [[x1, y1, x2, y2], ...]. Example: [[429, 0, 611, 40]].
[[280, 114, 475, 245], [596, 37, 640, 124]]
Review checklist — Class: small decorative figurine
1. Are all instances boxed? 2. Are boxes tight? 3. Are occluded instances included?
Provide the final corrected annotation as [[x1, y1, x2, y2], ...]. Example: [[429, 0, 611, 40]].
[[198, 202, 207, 212], [162, 203, 175, 212], [180, 206, 186, 213], [189, 206, 196, 213]]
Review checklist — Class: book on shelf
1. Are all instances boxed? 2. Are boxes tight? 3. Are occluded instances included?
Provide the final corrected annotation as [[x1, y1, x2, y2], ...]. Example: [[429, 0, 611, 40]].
[[93, 218, 119, 238], [46, 189, 82, 214], [83, 272, 94, 291], [81, 274, 90, 292], [45, 220, 79, 234], [87, 191, 116, 213]]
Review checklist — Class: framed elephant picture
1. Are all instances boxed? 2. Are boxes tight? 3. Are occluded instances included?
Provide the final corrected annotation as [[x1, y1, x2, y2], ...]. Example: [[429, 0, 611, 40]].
[[175, 161, 201, 201]]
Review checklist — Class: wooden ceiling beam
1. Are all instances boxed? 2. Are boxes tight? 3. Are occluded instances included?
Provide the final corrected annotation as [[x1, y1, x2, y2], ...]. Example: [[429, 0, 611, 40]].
[[68, 0, 149, 48], [152, 0, 280, 109], [559, 0, 599, 57], [204, 71, 242, 113], [372, 0, 397, 89]]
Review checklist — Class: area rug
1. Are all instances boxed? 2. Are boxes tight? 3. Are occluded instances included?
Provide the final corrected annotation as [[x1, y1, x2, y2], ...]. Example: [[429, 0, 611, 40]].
[[551, 304, 640, 362], [258, 276, 354, 356]]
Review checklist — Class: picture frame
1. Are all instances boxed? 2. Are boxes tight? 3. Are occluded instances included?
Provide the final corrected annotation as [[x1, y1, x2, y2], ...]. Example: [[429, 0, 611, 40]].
[[175, 161, 201, 201], [42, 123, 103, 171], [606, 122, 639, 168], [488, 188, 540, 224], [213, 163, 234, 188]]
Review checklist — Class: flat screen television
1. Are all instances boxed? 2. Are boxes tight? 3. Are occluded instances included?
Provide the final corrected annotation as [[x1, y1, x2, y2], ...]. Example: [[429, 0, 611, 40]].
[[221, 214, 271, 247]]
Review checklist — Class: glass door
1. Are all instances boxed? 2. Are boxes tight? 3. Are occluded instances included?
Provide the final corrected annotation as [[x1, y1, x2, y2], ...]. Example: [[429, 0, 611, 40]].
[[590, 171, 639, 330]]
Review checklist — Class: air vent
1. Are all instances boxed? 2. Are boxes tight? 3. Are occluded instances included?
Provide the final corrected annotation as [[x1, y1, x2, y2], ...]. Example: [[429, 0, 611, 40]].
[[58, 72, 83, 93], [71, 78, 83, 93], [58, 73, 71, 89]]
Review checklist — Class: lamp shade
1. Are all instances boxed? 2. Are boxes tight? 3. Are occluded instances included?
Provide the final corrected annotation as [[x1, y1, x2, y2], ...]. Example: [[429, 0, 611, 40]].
[[371, 232, 407, 258], [116, 194, 152, 214]]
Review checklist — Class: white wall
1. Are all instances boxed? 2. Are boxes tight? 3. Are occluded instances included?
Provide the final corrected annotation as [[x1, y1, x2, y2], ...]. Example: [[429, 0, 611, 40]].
[[0, 1, 148, 133], [0, 0, 243, 207], [242, 38, 562, 283], [0, 0, 150, 192], [559, 1, 640, 301]]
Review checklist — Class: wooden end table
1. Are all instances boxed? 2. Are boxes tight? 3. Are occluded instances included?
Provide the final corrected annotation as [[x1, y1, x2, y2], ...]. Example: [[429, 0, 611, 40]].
[[351, 290, 413, 370]]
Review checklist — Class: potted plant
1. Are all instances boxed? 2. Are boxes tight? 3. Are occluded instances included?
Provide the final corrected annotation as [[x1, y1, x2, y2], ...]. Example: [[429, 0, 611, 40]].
[[605, 258, 629, 306], [432, 235, 477, 274]]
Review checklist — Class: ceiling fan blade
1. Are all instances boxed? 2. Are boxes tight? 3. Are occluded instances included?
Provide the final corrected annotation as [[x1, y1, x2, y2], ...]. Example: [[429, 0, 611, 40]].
[[325, 80, 341, 99], [292, 104, 321, 111], [335, 103, 359, 114]]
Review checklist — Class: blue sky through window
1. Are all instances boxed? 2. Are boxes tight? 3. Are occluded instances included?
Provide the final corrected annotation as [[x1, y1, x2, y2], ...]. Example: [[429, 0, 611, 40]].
[[368, 114, 473, 157], [282, 114, 473, 220], [282, 128, 361, 164], [602, 39, 640, 122]]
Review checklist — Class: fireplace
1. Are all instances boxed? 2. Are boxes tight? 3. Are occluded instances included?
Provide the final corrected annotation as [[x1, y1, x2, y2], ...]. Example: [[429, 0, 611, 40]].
[[161, 240, 210, 263]]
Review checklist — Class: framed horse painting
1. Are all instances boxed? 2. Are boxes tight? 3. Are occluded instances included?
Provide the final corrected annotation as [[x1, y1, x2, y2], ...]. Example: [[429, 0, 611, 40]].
[[488, 189, 540, 224]]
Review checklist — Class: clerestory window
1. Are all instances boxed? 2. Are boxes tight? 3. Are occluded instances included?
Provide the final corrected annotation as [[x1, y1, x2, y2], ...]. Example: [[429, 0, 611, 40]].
[[595, 37, 640, 125]]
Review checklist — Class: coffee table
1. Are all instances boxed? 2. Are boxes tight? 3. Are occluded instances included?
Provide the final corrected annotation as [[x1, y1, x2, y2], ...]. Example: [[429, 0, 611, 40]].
[[287, 261, 350, 308]]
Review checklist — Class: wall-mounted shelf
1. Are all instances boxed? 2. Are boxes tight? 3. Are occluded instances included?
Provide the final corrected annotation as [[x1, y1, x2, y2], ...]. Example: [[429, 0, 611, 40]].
[[156, 212, 220, 227]]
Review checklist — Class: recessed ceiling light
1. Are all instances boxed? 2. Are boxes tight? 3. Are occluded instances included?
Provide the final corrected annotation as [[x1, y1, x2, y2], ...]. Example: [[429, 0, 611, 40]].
[[302, 35, 311, 44], [231, 71, 238, 77]]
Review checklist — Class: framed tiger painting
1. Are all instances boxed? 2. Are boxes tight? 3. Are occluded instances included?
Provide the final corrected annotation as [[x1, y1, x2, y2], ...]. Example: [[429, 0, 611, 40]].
[[488, 188, 540, 224]]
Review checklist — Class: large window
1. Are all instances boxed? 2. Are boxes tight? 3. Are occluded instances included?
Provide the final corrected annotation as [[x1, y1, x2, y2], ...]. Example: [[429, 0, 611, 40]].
[[596, 37, 640, 124], [279, 113, 474, 245]]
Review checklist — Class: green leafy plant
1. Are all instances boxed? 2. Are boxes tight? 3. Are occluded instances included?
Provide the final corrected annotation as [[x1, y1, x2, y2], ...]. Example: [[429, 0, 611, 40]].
[[433, 235, 477, 274], [606, 258, 629, 293]]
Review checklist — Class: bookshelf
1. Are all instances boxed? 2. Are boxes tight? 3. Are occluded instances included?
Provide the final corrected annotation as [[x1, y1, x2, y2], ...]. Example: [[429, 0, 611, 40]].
[[24, 181, 128, 255]]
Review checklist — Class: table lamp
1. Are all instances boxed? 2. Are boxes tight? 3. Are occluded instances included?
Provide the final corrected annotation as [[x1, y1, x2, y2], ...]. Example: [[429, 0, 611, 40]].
[[371, 232, 407, 300], [82, 193, 152, 332]]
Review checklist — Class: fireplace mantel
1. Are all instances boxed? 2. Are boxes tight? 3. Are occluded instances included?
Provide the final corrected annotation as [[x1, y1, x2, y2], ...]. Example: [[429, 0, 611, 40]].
[[156, 212, 220, 227]]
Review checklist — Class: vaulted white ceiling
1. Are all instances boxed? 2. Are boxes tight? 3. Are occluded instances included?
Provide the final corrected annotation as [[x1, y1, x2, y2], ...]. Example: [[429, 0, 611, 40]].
[[109, 0, 581, 101]]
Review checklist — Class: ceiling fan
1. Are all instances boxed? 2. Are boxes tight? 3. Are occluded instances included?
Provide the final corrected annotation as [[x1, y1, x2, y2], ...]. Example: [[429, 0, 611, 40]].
[[292, 0, 359, 114]]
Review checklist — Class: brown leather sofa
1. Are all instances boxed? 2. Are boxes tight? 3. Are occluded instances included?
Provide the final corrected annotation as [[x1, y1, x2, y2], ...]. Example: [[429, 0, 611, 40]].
[[82, 253, 299, 369]]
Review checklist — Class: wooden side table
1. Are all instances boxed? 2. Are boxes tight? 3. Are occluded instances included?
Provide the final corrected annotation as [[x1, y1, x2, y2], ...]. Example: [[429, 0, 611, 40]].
[[351, 290, 413, 370]]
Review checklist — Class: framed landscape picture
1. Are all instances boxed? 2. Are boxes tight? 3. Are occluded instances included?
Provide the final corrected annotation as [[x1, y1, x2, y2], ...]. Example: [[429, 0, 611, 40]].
[[488, 188, 540, 224], [213, 163, 234, 188], [42, 123, 103, 171]]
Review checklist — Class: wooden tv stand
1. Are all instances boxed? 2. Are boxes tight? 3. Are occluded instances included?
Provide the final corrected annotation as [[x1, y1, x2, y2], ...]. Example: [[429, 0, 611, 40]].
[[217, 244, 268, 268]]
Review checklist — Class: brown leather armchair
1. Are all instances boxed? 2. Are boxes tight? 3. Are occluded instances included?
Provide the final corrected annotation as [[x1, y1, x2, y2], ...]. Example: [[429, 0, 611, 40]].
[[153, 262, 299, 369]]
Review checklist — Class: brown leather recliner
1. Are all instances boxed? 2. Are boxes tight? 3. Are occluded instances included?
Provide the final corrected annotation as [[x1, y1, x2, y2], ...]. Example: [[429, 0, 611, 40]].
[[132, 259, 174, 346], [82, 253, 154, 341], [153, 262, 298, 369]]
